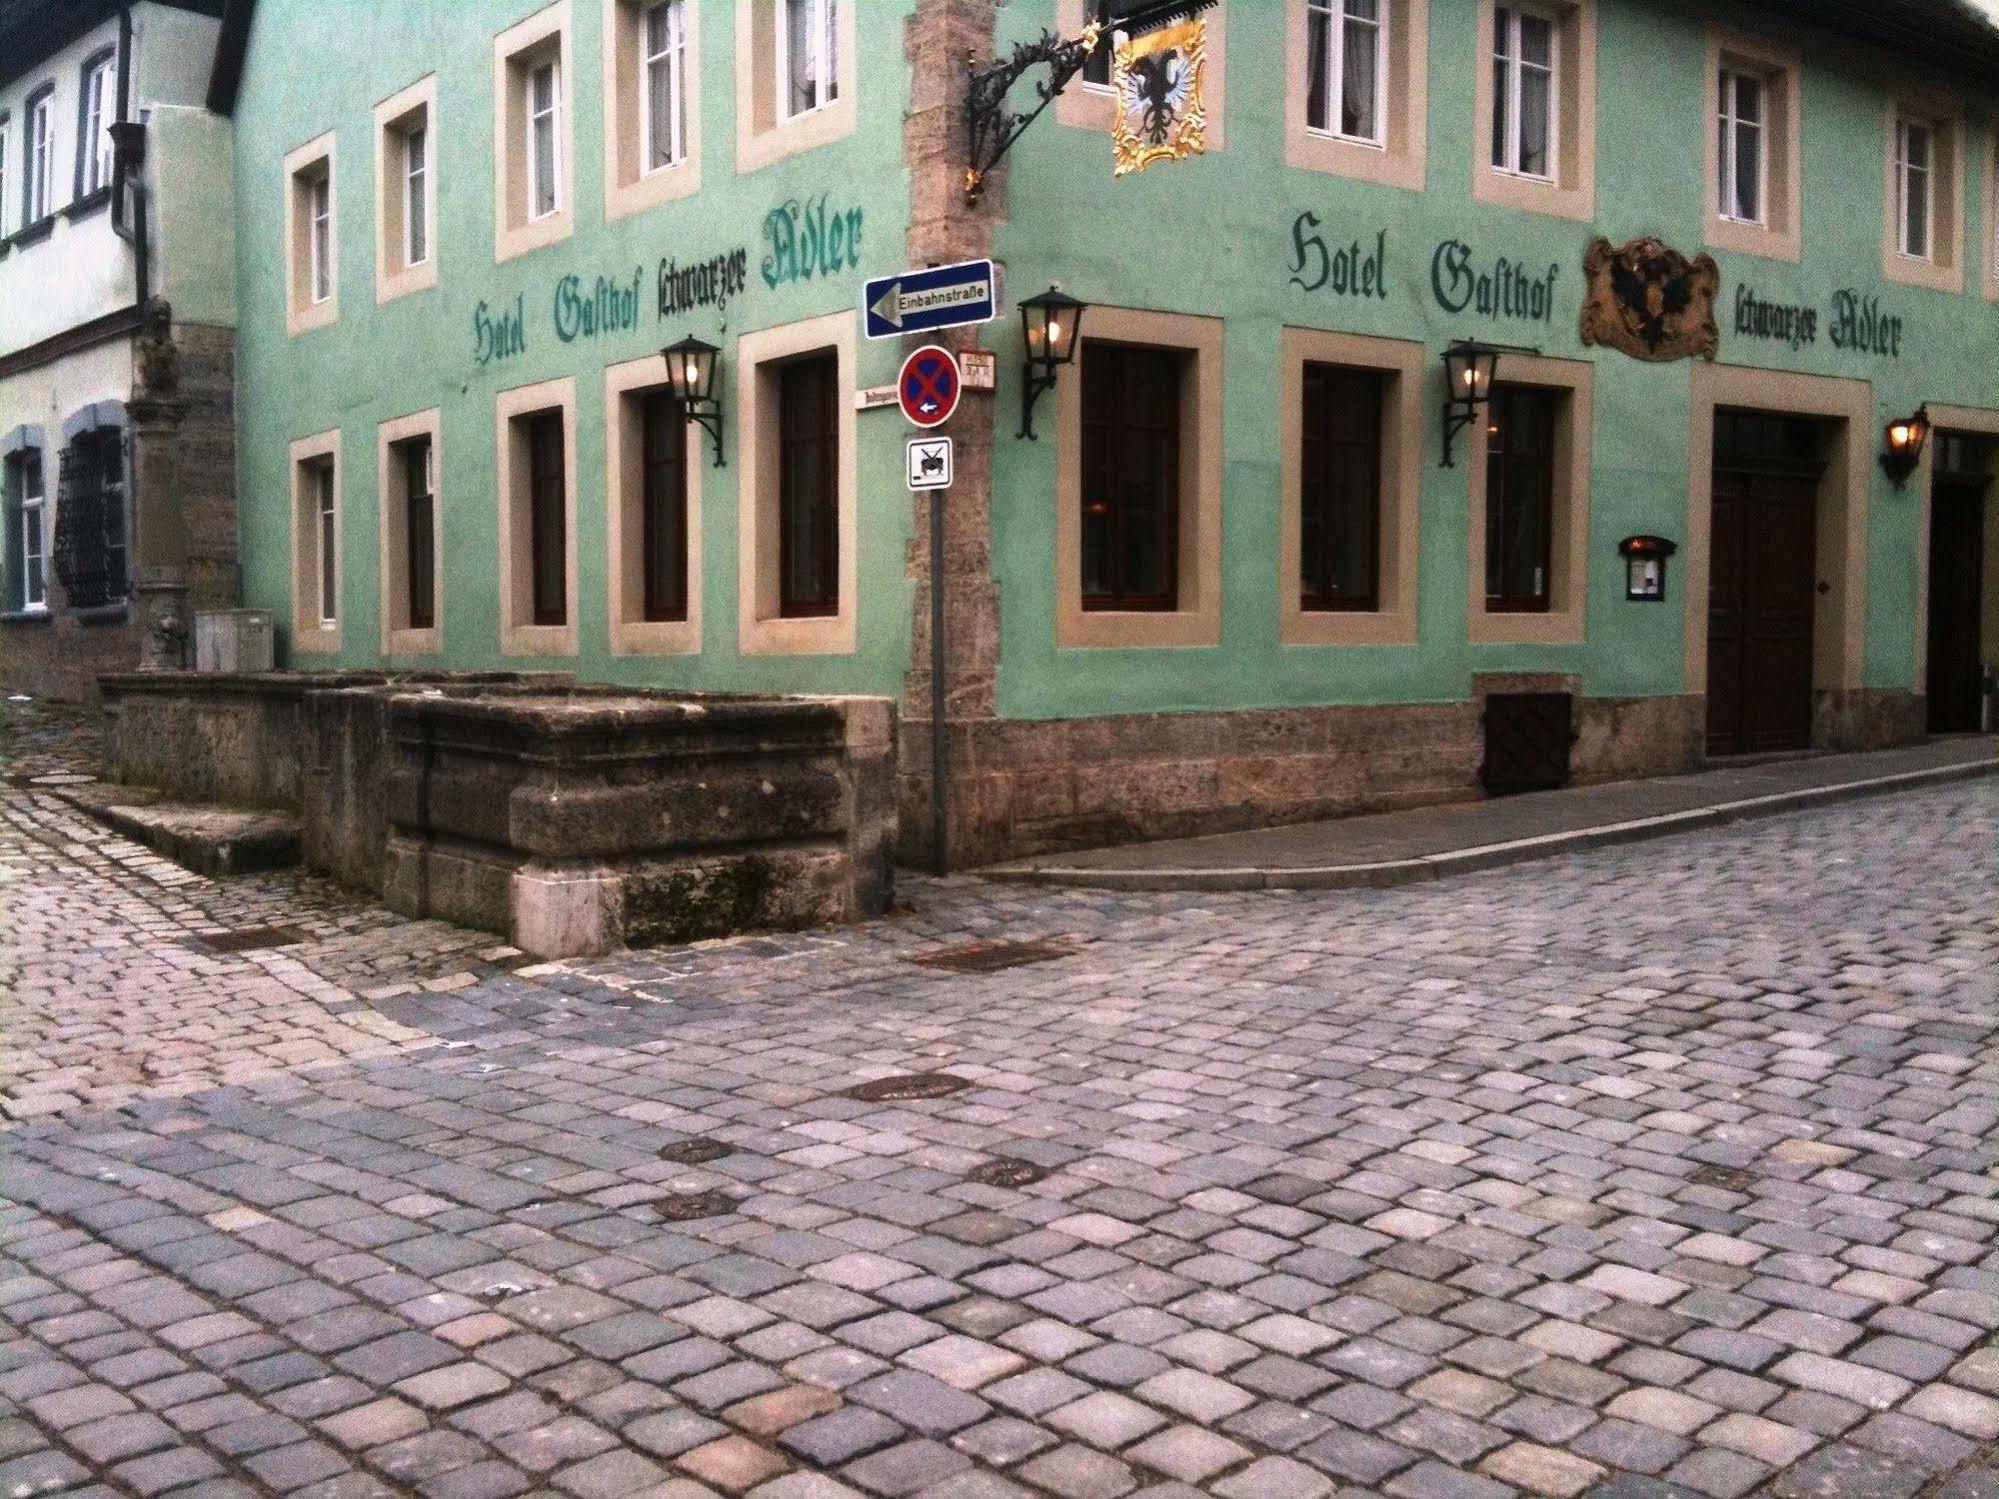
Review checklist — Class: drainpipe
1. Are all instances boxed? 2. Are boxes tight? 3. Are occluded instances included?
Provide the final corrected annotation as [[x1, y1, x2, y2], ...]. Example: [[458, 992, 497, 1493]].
[[108, 5, 151, 307]]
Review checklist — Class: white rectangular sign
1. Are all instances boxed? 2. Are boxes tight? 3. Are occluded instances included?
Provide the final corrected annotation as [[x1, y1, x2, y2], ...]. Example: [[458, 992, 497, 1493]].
[[907, 436, 953, 491]]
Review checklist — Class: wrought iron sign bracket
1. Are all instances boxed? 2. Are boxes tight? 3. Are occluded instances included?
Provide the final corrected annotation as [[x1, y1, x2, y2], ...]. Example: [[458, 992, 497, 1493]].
[[964, 0, 1215, 206]]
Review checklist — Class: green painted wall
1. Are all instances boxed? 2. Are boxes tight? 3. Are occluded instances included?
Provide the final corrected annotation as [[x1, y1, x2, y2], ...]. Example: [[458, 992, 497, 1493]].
[[231, 0, 1999, 723], [233, 0, 917, 698], [989, 0, 1999, 720]]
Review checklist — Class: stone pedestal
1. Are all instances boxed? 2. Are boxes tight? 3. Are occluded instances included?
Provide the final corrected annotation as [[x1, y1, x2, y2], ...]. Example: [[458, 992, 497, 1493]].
[[127, 383, 190, 671]]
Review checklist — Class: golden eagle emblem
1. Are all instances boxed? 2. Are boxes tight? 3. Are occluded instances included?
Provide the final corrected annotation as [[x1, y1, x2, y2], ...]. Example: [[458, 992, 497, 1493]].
[[1579, 237, 1721, 363]]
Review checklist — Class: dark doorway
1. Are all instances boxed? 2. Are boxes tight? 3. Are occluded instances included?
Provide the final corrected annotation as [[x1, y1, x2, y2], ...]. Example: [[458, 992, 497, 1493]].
[[1928, 434, 1992, 733], [1707, 411, 1823, 756]]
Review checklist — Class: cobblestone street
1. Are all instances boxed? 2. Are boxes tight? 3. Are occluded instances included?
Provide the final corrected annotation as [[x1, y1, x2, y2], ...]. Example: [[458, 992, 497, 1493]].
[[2, 705, 1995, 1499]]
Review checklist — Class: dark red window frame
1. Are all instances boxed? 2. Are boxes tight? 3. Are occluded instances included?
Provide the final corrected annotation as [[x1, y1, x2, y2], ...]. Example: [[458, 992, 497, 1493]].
[[1081, 341, 1182, 613], [1484, 383, 1557, 614], [1299, 362, 1383, 612], [777, 353, 839, 619], [526, 410, 566, 626], [640, 389, 689, 623], [401, 434, 435, 631]]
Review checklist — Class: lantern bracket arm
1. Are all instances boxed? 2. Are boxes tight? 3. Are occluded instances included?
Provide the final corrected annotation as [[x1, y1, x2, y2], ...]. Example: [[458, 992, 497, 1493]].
[[963, 0, 1216, 206]]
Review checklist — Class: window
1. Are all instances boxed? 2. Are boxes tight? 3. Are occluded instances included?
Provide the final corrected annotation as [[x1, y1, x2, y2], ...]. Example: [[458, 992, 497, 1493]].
[[495, 4, 572, 261], [311, 459, 338, 626], [290, 430, 340, 650], [1717, 68, 1764, 225], [1081, 344, 1181, 612], [1491, 5, 1556, 180], [14, 452, 46, 612], [1485, 385, 1556, 613], [79, 52, 117, 198], [1082, 1, 1143, 87], [1306, 0, 1385, 144], [402, 436, 435, 631], [24, 88, 53, 225], [285, 135, 337, 333], [309, 174, 332, 302], [529, 62, 561, 220], [643, 1, 687, 171], [777, 353, 838, 618], [374, 77, 436, 303], [379, 410, 442, 651], [527, 411, 566, 625], [1895, 116, 1934, 261], [51, 430, 128, 610], [780, 0, 838, 120], [1299, 365, 1383, 611], [641, 390, 689, 622]]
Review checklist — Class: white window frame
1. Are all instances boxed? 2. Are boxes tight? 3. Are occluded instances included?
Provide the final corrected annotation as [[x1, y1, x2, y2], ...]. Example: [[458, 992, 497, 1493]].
[[1307, 0, 1388, 147], [308, 170, 333, 303], [778, 0, 838, 123], [19, 454, 47, 612], [25, 90, 54, 224], [1717, 66, 1767, 227], [402, 121, 428, 267], [1895, 115, 1934, 262], [81, 53, 117, 196], [1491, 3, 1558, 182], [640, 0, 687, 173], [528, 58, 562, 221], [314, 459, 338, 627]]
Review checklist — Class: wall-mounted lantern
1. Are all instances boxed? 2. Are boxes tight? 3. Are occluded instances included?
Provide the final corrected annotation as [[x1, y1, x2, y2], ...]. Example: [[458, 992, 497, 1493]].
[[1440, 339, 1514, 468], [1617, 535, 1678, 603], [1879, 405, 1930, 489], [1018, 286, 1086, 441], [663, 335, 725, 467]]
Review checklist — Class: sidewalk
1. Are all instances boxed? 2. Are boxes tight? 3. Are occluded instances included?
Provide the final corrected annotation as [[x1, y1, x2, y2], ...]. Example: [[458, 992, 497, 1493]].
[[983, 737, 1999, 890]]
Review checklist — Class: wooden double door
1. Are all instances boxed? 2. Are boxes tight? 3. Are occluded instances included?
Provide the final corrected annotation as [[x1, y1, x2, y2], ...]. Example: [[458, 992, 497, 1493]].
[[1707, 457, 1820, 757], [1927, 472, 1990, 733]]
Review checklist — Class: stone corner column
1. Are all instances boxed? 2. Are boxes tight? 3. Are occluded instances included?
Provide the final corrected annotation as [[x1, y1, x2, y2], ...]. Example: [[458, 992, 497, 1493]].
[[127, 302, 191, 671]]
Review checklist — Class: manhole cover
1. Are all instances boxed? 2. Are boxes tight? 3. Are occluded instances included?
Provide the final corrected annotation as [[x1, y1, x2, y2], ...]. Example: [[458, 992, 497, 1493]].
[[659, 1138, 733, 1165], [911, 939, 1076, 974], [846, 1072, 971, 1102], [968, 1159, 1048, 1188], [655, 1191, 735, 1222], [1689, 1164, 1759, 1191], [191, 925, 308, 954]]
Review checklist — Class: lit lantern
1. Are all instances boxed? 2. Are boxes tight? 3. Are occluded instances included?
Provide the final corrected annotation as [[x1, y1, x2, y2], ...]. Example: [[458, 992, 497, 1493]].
[[1440, 340, 1505, 467], [1879, 406, 1929, 488], [1017, 286, 1087, 440], [662, 335, 724, 467]]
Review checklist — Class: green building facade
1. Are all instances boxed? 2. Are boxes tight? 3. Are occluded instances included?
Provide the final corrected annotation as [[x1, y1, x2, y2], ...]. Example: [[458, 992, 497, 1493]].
[[226, 0, 1999, 866]]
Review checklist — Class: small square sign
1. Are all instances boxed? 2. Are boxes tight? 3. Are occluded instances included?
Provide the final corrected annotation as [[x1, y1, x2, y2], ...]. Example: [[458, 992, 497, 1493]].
[[907, 436, 953, 491]]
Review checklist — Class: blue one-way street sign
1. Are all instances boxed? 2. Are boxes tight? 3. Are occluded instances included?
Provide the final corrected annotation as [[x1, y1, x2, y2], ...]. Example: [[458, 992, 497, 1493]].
[[864, 259, 998, 340]]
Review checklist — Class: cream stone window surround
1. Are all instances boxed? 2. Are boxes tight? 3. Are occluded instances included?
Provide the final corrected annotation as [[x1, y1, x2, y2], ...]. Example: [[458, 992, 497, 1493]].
[[1882, 90, 1964, 293], [496, 377, 578, 656], [1054, 0, 1229, 151], [1703, 28, 1800, 262], [735, 0, 856, 174], [378, 408, 443, 655], [374, 75, 437, 304], [1473, 0, 1595, 221], [1465, 352, 1591, 645], [1909, 403, 1999, 695], [1682, 364, 1871, 698], [283, 133, 337, 336], [737, 311, 856, 655], [1055, 305, 1223, 652], [1285, 0, 1424, 190], [604, 0, 701, 219], [606, 352, 703, 655], [1279, 327, 1421, 646], [494, 2, 573, 263], [290, 428, 341, 653]]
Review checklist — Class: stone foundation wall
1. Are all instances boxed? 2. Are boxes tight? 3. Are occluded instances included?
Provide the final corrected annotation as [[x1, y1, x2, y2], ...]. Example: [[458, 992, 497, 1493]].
[[1814, 688, 1927, 752], [904, 691, 1712, 868]]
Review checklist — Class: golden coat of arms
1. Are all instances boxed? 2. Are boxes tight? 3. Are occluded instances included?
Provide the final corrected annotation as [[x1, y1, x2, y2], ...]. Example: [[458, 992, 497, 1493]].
[[1110, 18, 1207, 177], [1579, 237, 1721, 362]]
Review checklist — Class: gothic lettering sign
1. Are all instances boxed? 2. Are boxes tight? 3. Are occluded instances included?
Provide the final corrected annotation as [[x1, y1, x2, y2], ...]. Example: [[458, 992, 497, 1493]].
[[761, 196, 863, 290], [1431, 240, 1560, 323], [473, 295, 528, 366], [1111, 17, 1208, 177], [1288, 212, 1388, 300], [1578, 236, 1720, 362], [1733, 285, 1818, 351], [554, 270, 644, 342], [659, 249, 750, 319], [1829, 289, 1903, 358]]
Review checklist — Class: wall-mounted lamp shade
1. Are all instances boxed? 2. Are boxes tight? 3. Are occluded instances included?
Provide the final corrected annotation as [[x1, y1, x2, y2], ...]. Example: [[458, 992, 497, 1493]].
[[1021, 287, 1086, 368], [663, 336, 720, 408], [1880, 405, 1930, 488]]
